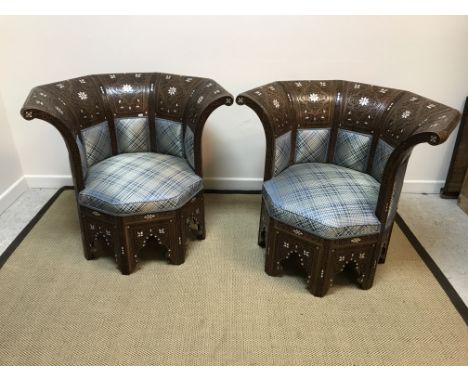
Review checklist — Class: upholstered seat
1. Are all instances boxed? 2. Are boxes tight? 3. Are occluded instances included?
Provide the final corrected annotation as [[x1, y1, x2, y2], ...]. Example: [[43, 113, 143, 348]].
[[78, 152, 203, 216], [263, 163, 381, 240]]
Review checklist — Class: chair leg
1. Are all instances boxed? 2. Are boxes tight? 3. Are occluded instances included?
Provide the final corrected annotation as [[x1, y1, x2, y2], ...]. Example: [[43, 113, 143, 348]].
[[265, 223, 282, 276], [169, 211, 186, 266], [360, 250, 379, 290], [307, 248, 333, 297], [379, 223, 394, 264], [258, 199, 268, 248], [196, 195, 206, 240], [116, 222, 137, 275]]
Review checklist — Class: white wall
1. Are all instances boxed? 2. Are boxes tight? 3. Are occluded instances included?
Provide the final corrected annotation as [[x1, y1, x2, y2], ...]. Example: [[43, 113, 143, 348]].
[[0, 89, 27, 212], [0, 16, 467, 191]]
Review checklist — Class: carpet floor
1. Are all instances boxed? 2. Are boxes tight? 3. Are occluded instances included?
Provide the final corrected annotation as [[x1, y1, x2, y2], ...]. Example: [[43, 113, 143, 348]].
[[0, 190, 467, 365]]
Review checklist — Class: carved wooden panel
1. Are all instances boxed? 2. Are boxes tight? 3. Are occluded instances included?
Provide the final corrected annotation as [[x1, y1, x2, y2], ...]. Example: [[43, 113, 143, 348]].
[[23, 85, 79, 132], [97, 73, 153, 118], [283, 80, 337, 128], [240, 82, 294, 137], [155, 73, 203, 122], [337, 81, 401, 134], [381, 92, 456, 147], [127, 221, 175, 262], [273, 230, 320, 280], [51, 75, 108, 129]]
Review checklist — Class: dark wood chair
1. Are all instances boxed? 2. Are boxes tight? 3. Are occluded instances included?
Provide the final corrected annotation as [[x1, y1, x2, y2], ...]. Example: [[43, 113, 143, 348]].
[[22, 73, 233, 274], [237, 80, 460, 296]]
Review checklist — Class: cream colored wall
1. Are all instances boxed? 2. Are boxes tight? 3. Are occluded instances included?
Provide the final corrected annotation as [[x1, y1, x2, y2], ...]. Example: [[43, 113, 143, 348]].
[[0, 89, 26, 211], [0, 16, 467, 191]]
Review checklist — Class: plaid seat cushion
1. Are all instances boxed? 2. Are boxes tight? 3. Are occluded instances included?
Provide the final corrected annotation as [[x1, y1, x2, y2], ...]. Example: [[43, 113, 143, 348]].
[[78, 152, 203, 216], [263, 162, 381, 239]]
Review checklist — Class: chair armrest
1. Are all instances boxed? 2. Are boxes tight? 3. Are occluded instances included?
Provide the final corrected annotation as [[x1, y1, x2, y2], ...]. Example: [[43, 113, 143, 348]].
[[21, 85, 86, 190], [183, 79, 233, 175], [375, 96, 461, 225], [236, 82, 295, 180]]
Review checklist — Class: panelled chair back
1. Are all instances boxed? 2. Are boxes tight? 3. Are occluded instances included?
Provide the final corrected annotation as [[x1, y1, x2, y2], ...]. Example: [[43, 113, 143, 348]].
[[22, 73, 233, 274], [237, 80, 460, 296]]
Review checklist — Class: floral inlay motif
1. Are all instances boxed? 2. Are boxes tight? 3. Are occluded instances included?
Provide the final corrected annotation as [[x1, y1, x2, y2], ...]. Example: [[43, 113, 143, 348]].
[[409, 96, 418, 102], [109, 74, 116, 79], [255, 90, 262, 96], [309, 93, 319, 102], [55, 106, 64, 115], [320, 81, 327, 87], [168, 87, 177, 96], [401, 110, 411, 119], [197, 96, 204, 104], [78, 79, 86, 84], [354, 84, 361, 89], [272, 99, 280, 108], [135, 73, 141, 78], [295, 82, 302, 87], [185, 78, 193, 82], [426, 104, 436, 109], [78, 91, 88, 100], [122, 84, 133, 93], [379, 88, 388, 93], [359, 97, 369, 106], [56, 83, 65, 89]]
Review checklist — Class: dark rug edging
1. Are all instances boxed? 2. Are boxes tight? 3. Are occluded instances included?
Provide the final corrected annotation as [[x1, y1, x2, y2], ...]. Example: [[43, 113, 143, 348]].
[[0, 187, 466, 324], [395, 213, 468, 325]]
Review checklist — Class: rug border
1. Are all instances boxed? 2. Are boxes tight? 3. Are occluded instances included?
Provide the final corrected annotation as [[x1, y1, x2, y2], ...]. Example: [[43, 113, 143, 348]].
[[1, 187, 467, 324]]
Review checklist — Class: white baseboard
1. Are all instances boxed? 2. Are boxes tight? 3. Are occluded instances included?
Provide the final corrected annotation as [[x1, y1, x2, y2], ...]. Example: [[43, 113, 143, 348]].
[[24, 174, 445, 194], [25, 175, 73, 189], [0, 177, 29, 215], [401, 180, 445, 194]]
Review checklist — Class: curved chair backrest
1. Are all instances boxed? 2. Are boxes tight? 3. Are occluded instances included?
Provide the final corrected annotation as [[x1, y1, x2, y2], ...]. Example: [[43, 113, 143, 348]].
[[237, 80, 459, 180], [21, 73, 234, 191], [237, 80, 460, 225]]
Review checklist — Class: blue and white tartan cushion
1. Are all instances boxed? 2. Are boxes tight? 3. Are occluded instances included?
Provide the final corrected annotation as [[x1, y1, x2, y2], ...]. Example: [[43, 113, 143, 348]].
[[333, 129, 372, 172], [76, 135, 88, 179], [371, 139, 394, 182], [274, 131, 292, 175], [80, 122, 112, 167], [115, 117, 150, 153], [78, 152, 203, 216], [294, 128, 331, 164], [263, 162, 381, 239], [184, 127, 195, 169], [155, 118, 184, 158]]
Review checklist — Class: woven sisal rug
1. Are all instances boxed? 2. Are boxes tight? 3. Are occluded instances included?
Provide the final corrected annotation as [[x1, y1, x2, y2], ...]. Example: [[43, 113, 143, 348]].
[[0, 190, 467, 365]]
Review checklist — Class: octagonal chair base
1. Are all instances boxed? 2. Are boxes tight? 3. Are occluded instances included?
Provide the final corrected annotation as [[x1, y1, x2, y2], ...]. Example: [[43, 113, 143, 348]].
[[258, 199, 382, 297], [79, 192, 205, 274]]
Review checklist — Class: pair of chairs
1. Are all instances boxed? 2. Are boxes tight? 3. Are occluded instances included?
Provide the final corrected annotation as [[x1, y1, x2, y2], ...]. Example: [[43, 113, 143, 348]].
[[21, 73, 460, 296]]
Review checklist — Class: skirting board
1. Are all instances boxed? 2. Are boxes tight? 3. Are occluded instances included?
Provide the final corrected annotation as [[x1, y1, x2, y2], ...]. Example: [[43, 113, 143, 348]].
[[0, 177, 29, 215], [25, 175, 445, 194]]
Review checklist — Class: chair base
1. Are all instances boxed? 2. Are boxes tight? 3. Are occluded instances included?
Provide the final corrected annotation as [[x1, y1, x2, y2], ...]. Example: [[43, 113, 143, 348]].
[[259, 199, 382, 297], [78, 192, 205, 274]]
